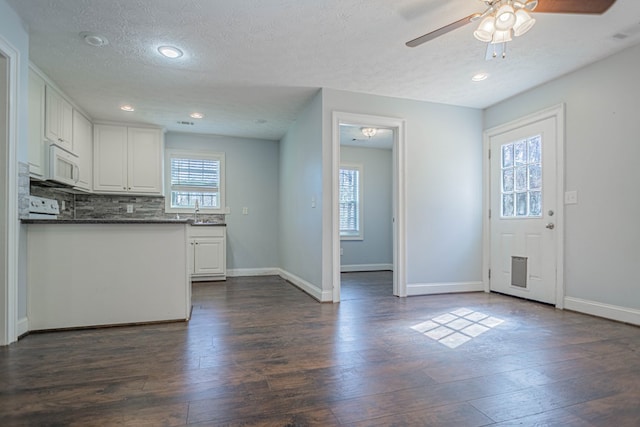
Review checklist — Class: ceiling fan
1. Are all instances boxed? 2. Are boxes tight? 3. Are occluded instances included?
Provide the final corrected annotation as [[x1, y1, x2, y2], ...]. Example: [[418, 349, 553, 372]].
[[406, 0, 616, 57]]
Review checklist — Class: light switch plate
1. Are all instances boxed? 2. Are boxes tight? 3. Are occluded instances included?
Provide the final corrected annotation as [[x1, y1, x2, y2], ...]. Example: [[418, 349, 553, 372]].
[[564, 191, 578, 205]]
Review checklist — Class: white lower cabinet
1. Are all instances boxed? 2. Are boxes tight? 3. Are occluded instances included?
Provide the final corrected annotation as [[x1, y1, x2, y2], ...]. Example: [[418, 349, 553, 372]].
[[188, 226, 226, 281]]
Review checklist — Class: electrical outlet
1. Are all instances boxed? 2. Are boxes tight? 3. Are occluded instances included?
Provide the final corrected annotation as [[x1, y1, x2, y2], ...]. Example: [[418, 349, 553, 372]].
[[340, 248, 344, 256], [242, 207, 248, 215], [61, 200, 66, 211], [126, 204, 134, 213]]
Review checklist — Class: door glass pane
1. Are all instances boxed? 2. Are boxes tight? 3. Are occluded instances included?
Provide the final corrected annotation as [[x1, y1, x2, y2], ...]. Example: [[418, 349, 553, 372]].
[[502, 169, 514, 192], [515, 166, 527, 192], [514, 140, 527, 166], [516, 193, 527, 216], [502, 144, 513, 168], [528, 136, 541, 163], [502, 194, 514, 217], [500, 135, 542, 218], [529, 191, 542, 216], [528, 164, 542, 190]]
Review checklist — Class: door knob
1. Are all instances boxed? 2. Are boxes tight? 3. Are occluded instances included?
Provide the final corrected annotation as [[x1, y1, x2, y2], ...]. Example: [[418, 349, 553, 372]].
[[545, 223, 555, 230]]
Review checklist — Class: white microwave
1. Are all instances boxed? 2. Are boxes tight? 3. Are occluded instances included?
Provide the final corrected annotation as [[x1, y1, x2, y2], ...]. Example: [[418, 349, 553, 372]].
[[47, 145, 80, 187]]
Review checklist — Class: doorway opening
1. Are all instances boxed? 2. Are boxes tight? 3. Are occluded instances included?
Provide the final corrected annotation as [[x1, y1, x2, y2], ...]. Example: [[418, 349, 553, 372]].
[[331, 112, 406, 302], [338, 124, 393, 299]]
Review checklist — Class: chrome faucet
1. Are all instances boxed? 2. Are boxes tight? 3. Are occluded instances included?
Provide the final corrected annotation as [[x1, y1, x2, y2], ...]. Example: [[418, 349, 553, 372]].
[[194, 199, 199, 223]]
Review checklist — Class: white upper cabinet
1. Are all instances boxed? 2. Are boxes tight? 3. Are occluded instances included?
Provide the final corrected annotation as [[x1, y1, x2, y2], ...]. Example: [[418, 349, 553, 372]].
[[28, 69, 46, 178], [45, 85, 74, 153], [72, 110, 93, 192], [93, 124, 163, 195]]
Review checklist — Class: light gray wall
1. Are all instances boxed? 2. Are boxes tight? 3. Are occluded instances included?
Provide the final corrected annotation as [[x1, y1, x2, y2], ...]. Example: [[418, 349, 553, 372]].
[[1, 0, 30, 323], [322, 89, 484, 290], [165, 132, 279, 271], [340, 145, 392, 268], [484, 43, 640, 310], [279, 90, 323, 288]]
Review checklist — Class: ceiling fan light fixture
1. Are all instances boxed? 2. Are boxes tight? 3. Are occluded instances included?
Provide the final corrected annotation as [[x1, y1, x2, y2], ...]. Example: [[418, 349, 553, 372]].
[[513, 9, 536, 36], [361, 127, 377, 138], [491, 29, 513, 44], [495, 4, 517, 31], [474, 16, 496, 42]]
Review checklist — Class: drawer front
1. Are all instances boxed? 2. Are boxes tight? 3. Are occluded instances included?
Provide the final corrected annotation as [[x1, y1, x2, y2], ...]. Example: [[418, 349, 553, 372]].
[[188, 226, 226, 239]]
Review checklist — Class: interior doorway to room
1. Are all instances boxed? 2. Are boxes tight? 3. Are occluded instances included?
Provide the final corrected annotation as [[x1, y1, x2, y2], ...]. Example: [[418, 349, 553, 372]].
[[332, 112, 406, 303], [338, 124, 394, 299]]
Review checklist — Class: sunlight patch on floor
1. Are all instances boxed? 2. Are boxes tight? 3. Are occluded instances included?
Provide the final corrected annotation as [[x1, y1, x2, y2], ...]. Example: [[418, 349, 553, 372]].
[[411, 308, 504, 349]]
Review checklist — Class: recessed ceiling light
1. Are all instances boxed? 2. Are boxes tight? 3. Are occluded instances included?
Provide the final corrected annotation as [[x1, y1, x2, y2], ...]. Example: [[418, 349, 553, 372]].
[[120, 105, 135, 112], [190, 112, 204, 119], [158, 46, 183, 59], [80, 32, 108, 47], [472, 73, 489, 82]]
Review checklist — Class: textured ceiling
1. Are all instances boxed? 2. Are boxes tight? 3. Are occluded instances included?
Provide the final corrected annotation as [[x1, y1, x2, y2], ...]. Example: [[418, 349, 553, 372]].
[[7, 0, 640, 141]]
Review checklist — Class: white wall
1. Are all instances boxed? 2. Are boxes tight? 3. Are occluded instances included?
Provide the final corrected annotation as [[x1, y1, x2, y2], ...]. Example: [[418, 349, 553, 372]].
[[485, 43, 640, 318], [0, 0, 29, 340], [322, 89, 484, 296], [278, 90, 325, 298], [340, 145, 392, 270], [165, 132, 279, 272]]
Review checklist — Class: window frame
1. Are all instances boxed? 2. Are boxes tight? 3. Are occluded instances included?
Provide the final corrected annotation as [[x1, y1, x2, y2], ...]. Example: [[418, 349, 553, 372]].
[[164, 149, 226, 214], [339, 163, 364, 241]]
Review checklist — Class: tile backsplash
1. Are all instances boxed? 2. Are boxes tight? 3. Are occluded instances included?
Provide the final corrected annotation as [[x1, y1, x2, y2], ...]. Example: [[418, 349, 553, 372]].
[[29, 182, 225, 223], [18, 163, 30, 219]]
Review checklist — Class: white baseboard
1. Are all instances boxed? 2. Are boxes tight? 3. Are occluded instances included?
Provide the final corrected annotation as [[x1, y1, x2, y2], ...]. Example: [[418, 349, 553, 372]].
[[407, 281, 484, 296], [564, 297, 640, 326], [227, 268, 280, 277], [278, 269, 332, 302], [341, 263, 393, 272], [17, 317, 29, 337]]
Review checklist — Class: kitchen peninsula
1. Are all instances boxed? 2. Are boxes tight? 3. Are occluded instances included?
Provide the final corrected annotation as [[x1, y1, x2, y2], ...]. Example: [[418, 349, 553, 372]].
[[25, 219, 194, 331]]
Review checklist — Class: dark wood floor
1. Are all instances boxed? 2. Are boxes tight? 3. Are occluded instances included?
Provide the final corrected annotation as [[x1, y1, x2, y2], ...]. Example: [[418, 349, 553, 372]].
[[2, 272, 640, 426]]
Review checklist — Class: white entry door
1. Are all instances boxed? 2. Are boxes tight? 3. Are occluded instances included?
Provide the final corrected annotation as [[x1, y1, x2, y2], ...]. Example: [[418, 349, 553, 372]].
[[489, 116, 558, 304]]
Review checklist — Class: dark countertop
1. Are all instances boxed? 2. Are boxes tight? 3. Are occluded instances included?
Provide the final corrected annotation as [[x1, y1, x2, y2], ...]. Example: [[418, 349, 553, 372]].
[[21, 218, 226, 226]]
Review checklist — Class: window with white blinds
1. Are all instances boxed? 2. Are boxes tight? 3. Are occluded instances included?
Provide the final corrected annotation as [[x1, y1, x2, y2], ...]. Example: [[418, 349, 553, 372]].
[[165, 150, 225, 213], [339, 164, 363, 239]]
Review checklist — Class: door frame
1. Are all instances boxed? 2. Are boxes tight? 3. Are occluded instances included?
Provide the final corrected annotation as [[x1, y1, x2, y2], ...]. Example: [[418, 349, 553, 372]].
[[482, 104, 565, 308], [0, 35, 20, 345], [331, 112, 407, 302]]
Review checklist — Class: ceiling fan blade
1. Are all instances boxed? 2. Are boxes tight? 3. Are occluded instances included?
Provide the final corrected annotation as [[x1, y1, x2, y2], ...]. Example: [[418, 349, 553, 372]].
[[406, 14, 479, 48], [533, 0, 616, 14]]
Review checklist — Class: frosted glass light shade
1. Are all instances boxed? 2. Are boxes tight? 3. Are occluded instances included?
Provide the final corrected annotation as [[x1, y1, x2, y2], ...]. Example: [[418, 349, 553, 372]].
[[495, 5, 516, 31], [491, 29, 513, 44], [473, 16, 496, 42], [513, 9, 536, 37]]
